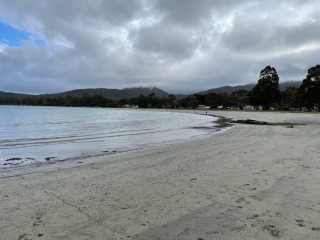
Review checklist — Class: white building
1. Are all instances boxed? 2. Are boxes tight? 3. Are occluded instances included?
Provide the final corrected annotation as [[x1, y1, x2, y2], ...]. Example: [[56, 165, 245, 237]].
[[243, 105, 263, 110], [197, 105, 211, 109]]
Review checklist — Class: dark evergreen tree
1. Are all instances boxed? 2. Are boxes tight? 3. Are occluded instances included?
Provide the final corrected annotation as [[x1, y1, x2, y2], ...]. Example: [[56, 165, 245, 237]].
[[293, 64, 320, 111], [259, 65, 280, 88], [280, 87, 297, 110], [229, 89, 249, 110], [250, 66, 281, 110], [204, 92, 223, 108], [167, 94, 176, 108], [118, 98, 129, 106]]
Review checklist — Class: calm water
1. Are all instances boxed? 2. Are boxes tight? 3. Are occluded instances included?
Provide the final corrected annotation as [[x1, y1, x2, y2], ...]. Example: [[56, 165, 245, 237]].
[[0, 106, 218, 168]]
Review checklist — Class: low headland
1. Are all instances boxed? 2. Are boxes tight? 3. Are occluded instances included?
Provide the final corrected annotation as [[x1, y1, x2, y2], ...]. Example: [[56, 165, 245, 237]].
[[1, 110, 320, 240]]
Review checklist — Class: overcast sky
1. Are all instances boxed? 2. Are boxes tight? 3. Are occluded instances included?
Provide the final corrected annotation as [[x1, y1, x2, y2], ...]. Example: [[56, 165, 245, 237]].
[[0, 0, 319, 94]]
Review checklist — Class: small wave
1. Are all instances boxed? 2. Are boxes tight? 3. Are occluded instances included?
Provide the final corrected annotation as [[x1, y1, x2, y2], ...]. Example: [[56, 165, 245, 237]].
[[0, 107, 219, 168]]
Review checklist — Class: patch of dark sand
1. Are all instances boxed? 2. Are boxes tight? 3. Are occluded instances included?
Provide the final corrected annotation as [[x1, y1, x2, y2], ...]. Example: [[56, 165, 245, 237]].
[[230, 119, 296, 128], [6, 158, 22, 161]]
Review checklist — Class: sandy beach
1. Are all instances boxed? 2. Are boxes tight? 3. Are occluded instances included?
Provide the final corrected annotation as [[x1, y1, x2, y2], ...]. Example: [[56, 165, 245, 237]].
[[1, 111, 320, 240]]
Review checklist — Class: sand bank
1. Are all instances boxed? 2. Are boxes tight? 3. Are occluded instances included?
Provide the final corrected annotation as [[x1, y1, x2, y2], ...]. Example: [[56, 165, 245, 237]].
[[1, 111, 320, 239]]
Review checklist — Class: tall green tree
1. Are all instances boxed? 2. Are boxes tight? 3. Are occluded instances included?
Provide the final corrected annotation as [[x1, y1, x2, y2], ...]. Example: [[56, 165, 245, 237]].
[[80, 93, 93, 106], [281, 87, 297, 109], [167, 94, 176, 108], [118, 98, 129, 106], [219, 92, 229, 109], [229, 89, 248, 110], [178, 95, 200, 109], [250, 66, 281, 110], [205, 92, 223, 108], [293, 64, 320, 111], [259, 65, 280, 88]]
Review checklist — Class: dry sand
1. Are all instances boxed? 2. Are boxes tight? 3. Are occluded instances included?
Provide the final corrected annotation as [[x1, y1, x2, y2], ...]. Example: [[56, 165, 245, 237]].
[[1, 111, 320, 240]]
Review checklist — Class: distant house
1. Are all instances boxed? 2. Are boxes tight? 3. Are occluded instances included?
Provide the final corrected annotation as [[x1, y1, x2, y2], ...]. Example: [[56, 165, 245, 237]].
[[243, 105, 253, 110], [243, 105, 263, 110], [229, 106, 240, 110], [197, 105, 210, 109]]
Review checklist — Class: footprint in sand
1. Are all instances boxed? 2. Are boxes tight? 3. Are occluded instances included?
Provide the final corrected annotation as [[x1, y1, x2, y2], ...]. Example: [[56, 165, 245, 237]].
[[295, 219, 305, 227]]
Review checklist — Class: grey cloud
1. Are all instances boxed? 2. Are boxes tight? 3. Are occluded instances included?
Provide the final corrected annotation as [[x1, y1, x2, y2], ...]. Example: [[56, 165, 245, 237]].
[[278, 21, 320, 48], [221, 15, 320, 54], [130, 23, 196, 59], [0, 0, 319, 94], [154, 0, 248, 27], [0, 0, 143, 28], [221, 1, 320, 53]]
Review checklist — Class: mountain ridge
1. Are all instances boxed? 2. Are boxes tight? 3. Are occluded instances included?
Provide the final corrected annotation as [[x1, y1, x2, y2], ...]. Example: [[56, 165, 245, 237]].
[[0, 87, 169, 100], [175, 81, 302, 99], [0, 81, 302, 100]]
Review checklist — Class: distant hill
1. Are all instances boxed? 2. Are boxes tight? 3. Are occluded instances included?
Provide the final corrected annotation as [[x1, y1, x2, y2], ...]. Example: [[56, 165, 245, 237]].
[[175, 94, 189, 99], [46, 87, 169, 100], [42, 88, 133, 100], [279, 81, 302, 90], [0, 82, 302, 100], [0, 91, 36, 98], [122, 87, 169, 98], [196, 81, 302, 95], [197, 84, 255, 95], [0, 87, 170, 100]]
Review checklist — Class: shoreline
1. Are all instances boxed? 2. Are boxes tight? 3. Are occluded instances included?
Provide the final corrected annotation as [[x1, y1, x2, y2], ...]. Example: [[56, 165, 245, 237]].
[[1, 111, 320, 239], [0, 109, 221, 172], [0, 112, 228, 179]]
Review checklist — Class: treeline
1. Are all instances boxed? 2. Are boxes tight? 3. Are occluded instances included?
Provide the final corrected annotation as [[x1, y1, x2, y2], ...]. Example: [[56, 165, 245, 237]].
[[0, 90, 234, 109], [249, 64, 320, 111], [1, 64, 319, 111], [175, 64, 320, 111], [0, 93, 178, 109], [0, 94, 117, 107]]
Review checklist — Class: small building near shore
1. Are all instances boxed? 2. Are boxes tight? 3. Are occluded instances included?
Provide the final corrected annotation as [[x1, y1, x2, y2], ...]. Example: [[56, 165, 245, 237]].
[[197, 105, 210, 109], [243, 105, 263, 110]]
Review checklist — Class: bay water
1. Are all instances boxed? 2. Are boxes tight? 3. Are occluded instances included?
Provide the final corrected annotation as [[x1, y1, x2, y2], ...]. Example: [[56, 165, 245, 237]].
[[0, 106, 218, 168]]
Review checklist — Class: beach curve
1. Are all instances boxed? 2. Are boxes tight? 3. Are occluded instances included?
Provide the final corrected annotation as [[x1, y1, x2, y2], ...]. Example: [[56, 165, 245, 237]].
[[1, 111, 320, 239]]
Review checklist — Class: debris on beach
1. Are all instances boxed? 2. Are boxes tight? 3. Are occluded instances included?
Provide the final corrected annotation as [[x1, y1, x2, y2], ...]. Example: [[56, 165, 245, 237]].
[[6, 158, 22, 161], [296, 219, 306, 227], [263, 225, 283, 238], [233, 119, 268, 125], [231, 119, 295, 128]]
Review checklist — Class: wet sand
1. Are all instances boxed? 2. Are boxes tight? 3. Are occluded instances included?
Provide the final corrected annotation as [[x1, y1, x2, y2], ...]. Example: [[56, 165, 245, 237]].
[[1, 111, 320, 239]]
